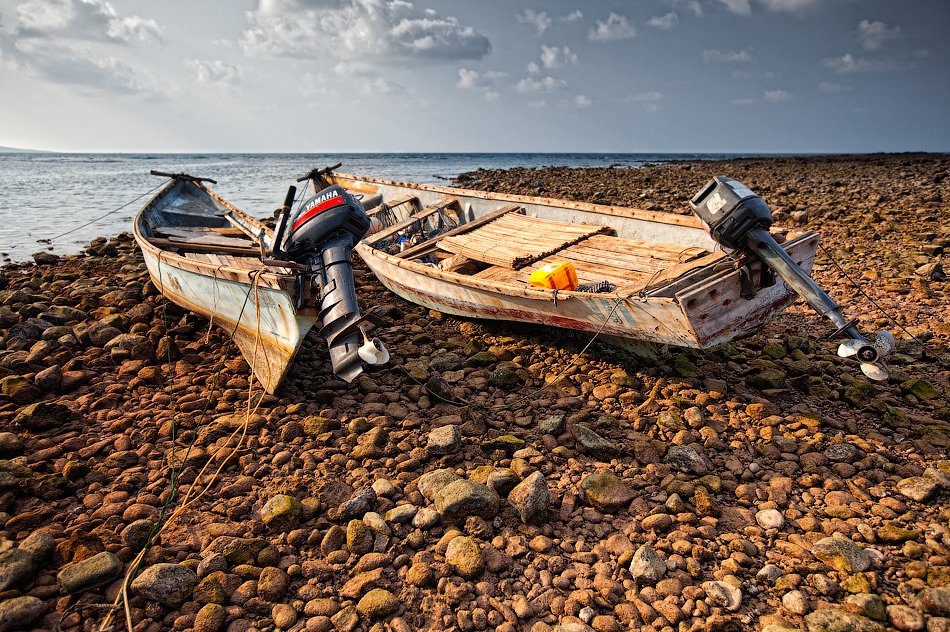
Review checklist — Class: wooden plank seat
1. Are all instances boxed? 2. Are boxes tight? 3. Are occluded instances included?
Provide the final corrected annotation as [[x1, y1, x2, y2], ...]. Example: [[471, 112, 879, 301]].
[[472, 234, 720, 294], [153, 226, 258, 248], [397, 204, 524, 259], [439, 213, 613, 269]]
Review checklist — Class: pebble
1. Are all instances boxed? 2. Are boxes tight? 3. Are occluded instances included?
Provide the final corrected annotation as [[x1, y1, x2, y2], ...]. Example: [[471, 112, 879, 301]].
[[804, 609, 884, 632], [427, 424, 462, 455], [812, 536, 872, 573], [356, 588, 400, 619], [702, 580, 743, 611], [260, 494, 302, 531], [665, 445, 709, 475], [630, 545, 666, 584], [572, 425, 617, 459], [0, 596, 45, 632], [756, 508, 786, 530], [57, 551, 123, 593], [445, 535, 485, 579], [507, 471, 550, 524], [434, 479, 500, 523], [578, 473, 635, 513], [886, 605, 925, 632], [130, 563, 199, 606], [782, 590, 809, 615]]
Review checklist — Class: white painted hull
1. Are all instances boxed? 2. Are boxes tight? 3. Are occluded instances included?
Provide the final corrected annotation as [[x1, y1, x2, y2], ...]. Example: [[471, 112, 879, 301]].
[[138, 235, 317, 394]]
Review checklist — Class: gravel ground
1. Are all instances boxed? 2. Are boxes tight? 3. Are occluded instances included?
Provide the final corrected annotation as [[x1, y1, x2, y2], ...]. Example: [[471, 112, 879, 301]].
[[0, 154, 947, 632]]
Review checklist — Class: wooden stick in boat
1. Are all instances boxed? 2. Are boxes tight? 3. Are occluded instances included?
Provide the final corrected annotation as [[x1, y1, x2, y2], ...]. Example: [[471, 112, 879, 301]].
[[145, 237, 307, 269]]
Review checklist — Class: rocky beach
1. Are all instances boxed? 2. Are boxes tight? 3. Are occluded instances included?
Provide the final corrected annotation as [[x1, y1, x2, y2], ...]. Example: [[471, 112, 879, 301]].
[[0, 154, 948, 632]]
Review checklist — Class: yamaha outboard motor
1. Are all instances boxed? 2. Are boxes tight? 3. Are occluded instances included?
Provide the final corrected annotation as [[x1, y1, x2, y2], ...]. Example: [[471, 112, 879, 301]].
[[690, 176, 893, 380], [278, 184, 387, 381]]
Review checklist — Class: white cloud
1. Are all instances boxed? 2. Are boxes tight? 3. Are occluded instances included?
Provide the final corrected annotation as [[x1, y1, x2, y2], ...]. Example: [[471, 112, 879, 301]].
[[719, 0, 751, 15], [588, 13, 635, 42], [13, 37, 171, 98], [763, 89, 793, 102], [559, 11, 583, 23], [668, 0, 702, 17], [703, 49, 753, 63], [242, 0, 490, 62], [540, 45, 577, 70], [756, 0, 823, 14], [15, 0, 162, 43], [572, 94, 591, 109], [516, 9, 551, 36], [857, 20, 900, 51], [822, 53, 910, 73], [186, 59, 243, 86], [647, 12, 679, 30], [515, 75, 566, 93], [818, 81, 847, 93], [457, 68, 504, 90], [626, 90, 663, 112], [332, 61, 404, 94]]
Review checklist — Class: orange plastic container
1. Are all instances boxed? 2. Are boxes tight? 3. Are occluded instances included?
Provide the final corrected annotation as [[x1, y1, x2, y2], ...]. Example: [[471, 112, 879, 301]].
[[529, 262, 578, 290]]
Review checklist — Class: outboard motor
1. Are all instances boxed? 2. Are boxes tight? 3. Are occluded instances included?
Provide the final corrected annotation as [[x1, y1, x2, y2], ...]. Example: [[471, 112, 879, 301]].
[[690, 176, 894, 380], [279, 184, 387, 381]]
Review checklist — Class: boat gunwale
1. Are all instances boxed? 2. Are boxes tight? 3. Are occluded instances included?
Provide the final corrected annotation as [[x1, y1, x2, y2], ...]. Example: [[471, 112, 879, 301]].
[[332, 171, 706, 229], [133, 179, 294, 291]]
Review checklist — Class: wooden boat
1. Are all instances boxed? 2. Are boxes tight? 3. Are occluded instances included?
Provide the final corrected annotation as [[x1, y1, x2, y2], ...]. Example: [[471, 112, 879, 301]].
[[133, 171, 387, 394], [307, 170, 822, 352]]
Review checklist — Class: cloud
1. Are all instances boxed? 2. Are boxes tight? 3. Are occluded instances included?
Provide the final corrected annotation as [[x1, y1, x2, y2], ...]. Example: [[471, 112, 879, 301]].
[[667, 0, 702, 17], [756, 0, 823, 14], [242, 0, 489, 62], [821, 53, 911, 73], [539, 45, 577, 70], [332, 61, 404, 94], [516, 9, 550, 36], [559, 11, 583, 23], [572, 95, 591, 109], [186, 59, 243, 86], [719, 0, 825, 15], [15, 0, 162, 43], [647, 12, 679, 30], [703, 49, 753, 63], [588, 13, 635, 42], [2, 0, 167, 96], [857, 20, 900, 51], [818, 81, 849, 93], [626, 90, 663, 112], [763, 89, 793, 102], [515, 75, 566, 93], [13, 37, 171, 98], [718, 0, 751, 15], [457, 67, 504, 89]]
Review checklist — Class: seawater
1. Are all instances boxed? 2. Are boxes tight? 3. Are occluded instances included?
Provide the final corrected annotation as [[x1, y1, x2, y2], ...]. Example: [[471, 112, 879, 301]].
[[0, 152, 749, 262]]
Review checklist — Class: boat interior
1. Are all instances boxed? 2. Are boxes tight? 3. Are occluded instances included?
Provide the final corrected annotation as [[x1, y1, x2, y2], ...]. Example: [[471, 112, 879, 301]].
[[360, 191, 729, 297]]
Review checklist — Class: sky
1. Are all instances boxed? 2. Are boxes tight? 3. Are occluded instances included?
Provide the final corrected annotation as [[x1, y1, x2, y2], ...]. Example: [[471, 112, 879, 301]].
[[0, 0, 947, 153]]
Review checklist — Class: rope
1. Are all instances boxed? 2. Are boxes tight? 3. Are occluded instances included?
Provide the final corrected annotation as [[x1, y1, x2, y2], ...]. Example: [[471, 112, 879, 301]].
[[99, 266, 267, 632], [818, 243, 923, 343], [41, 182, 165, 242]]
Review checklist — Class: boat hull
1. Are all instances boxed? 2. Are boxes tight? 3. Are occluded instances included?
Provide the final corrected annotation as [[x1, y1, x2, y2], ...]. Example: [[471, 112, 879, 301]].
[[139, 241, 317, 394]]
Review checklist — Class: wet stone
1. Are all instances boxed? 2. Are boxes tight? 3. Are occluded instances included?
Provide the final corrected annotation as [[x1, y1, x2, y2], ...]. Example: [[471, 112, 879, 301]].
[[0, 596, 45, 632], [572, 425, 617, 460], [812, 536, 871, 573], [434, 479, 499, 524], [629, 545, 666, 584], [130, 563, 198, 606], [57, 551, 123, 593], [804, 609, 884, 632], [427, 425, 462, 455], [579, 473, 635, 513]]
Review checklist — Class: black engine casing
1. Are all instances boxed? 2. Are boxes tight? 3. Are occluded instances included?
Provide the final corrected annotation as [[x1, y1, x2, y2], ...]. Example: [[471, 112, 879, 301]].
[[284, 185, 371, 257]]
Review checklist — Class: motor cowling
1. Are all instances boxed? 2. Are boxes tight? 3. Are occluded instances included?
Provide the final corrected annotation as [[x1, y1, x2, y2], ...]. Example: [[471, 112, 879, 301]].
[[284, 185, 371, 257]]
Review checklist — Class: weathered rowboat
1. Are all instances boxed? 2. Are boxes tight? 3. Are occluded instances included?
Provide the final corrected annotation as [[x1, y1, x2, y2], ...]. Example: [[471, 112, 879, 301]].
[[133, 171, 388, 394], [303, 167, 893, 378]]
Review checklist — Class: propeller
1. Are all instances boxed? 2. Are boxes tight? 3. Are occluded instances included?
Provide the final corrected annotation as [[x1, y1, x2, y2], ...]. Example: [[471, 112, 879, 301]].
[[358, 328, 390, 366], [837, 330, 895, 381]]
